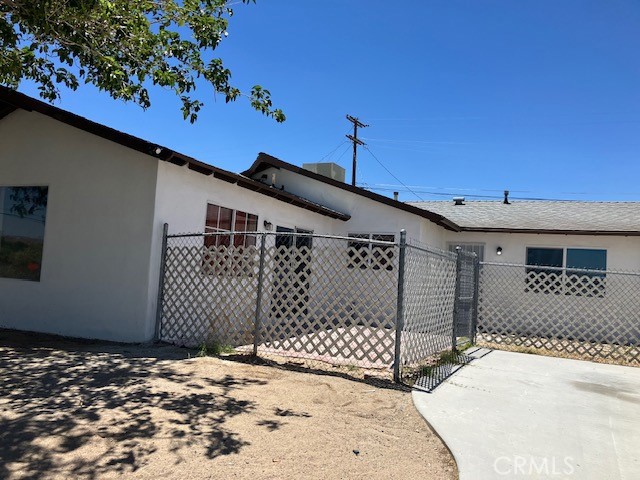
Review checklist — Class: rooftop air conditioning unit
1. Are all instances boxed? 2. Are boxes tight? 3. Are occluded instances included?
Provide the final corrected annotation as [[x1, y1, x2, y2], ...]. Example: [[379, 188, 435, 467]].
[[302, 162, 346, 183]]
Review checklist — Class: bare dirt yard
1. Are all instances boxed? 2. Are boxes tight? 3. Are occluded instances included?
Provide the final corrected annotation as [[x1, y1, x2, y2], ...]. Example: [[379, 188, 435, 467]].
[[0, 330, 456, 480]]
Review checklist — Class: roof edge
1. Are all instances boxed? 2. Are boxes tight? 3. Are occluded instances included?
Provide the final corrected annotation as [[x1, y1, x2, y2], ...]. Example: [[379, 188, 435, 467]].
[[243, 153, 461, 232], [0, 87, 350, 222], [460, 227, 640, 236]]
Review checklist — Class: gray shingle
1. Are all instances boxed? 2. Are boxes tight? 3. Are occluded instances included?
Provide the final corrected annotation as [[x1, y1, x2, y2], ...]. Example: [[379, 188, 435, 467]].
[[408, 201, 640, 233]]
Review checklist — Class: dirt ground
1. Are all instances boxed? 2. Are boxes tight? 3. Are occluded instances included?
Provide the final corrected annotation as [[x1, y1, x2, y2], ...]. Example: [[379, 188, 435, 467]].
[[0, 330, 456, 480]]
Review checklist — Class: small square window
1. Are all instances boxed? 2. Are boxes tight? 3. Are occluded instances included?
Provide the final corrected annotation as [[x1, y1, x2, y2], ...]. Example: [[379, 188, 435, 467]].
[[348, 233, 395, 270]]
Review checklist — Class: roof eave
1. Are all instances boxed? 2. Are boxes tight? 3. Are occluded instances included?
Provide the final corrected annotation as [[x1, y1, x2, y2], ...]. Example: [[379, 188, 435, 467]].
[[244, 153, 461, 232], [460, 227, 640, 236], [0, 87, 349, 222]]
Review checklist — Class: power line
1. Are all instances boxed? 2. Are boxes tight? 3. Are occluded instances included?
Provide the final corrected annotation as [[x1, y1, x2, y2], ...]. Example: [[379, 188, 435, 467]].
[[362, 146, 425, 201], [334, 142, 353, 164], [358, 185, 584, 202], [361, 137, 473, 145], [318, 140, 349, 163]]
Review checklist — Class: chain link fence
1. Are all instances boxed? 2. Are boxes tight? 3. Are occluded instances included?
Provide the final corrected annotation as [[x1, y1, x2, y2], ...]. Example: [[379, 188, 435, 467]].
[[396, 241, 461, 387], [156, 228, 467, 385], [477, 262, 640, 366]]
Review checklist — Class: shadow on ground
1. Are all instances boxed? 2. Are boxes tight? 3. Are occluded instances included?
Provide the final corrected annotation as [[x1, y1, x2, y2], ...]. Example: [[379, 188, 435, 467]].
[[0, 330, 267, 479]]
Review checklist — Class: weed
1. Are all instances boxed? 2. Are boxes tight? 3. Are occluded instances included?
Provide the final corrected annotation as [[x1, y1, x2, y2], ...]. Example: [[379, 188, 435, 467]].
[[197, 341, 235, 357], [418, 349, 464, 379]]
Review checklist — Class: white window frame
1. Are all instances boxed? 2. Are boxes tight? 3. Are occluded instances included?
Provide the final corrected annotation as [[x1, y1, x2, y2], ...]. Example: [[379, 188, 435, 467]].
[[347, 232, 396, 270]]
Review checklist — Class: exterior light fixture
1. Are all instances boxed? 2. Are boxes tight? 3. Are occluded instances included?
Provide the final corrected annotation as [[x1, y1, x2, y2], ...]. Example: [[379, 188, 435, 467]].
[[496, 247, 503, 256], [263, 220, 273, 231]]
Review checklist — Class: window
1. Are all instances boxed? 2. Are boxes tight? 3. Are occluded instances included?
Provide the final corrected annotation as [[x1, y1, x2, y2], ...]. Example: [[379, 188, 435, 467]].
[[448, 243, 485, 261], [348, 233, 395, 270], [0, 186, 48, 281], [203, 203, 258, 275], [205, 203, 258, 248], [525, 247, 607, 296]]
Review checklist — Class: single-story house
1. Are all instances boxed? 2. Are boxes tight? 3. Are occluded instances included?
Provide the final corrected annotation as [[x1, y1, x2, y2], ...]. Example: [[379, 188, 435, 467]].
[[2, 87, 639, 342]]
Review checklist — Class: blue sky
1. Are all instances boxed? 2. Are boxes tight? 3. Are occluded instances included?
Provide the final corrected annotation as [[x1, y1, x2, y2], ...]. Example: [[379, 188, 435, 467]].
[[17, 0, 640, 201]]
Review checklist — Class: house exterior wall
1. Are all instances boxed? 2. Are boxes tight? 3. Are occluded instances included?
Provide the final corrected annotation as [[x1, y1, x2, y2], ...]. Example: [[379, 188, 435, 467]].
[[447, 232, 640, 343], [146, 161, 342, 345], [250, 166, 447, 246], [0, 110, 159, 342], [443, 231, 640, 270]]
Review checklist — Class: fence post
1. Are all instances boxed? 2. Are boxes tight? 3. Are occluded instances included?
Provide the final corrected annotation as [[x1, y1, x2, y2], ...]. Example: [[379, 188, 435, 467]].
[[154, 223, 169, 342], [393, 229, 407, 383], [253, 233, 268, 356], [451, 246, 463, 352], [470, 256, 481, 344]]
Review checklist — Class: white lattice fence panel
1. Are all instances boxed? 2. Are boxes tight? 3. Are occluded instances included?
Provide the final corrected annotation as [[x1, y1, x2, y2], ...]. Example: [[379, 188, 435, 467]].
[[477, 263, 640, 365], [160, 236, 260, 347], [256, 236, 398, 369]]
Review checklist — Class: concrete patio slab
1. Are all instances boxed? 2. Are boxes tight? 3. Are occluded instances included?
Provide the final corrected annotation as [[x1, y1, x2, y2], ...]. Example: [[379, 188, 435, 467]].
[[413, 349, 640, 479]]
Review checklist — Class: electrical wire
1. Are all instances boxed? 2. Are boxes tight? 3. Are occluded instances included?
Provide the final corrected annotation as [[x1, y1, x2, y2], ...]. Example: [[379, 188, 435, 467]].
[[362, 146, 425, 201], [334, 142, 352, 164], [318, 140, 349, 163]]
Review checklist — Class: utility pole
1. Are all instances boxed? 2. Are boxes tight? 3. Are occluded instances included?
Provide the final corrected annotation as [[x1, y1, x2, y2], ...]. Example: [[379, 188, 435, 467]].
[[346, 115, 368, 186]]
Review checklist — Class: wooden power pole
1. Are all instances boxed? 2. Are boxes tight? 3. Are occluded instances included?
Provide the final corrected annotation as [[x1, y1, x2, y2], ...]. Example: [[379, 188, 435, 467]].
[[346, 115, 368, 186]]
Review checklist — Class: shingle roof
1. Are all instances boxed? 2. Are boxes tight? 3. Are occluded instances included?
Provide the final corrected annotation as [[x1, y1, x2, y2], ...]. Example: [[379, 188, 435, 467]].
[[408, 200, 640, 235]]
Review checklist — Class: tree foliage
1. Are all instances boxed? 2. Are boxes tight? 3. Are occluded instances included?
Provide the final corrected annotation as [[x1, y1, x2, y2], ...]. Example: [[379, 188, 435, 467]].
[[0, 0, 285, 122], [7, 186, 48, 219]]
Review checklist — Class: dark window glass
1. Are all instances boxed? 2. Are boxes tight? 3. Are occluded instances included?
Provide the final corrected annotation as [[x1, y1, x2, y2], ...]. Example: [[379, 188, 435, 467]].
[[234, 211, 247, 247], [566, 249, 606, 274], [526, 247, 563, 270], [371, 234, 395, 271], [276, 226, 294, 248], [566, 248, 607, 297], [0, 186, 48, 281], [218, 207, 232, 231], [348, 234, 370, 269], [348, 233, 394, 270], [525, 247, 563, 294]]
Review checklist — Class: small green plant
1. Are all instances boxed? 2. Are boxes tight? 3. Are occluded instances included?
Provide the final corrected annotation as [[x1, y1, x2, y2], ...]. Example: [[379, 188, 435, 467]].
[[419, 349, 464, 379], [197, 341, 235, 357]]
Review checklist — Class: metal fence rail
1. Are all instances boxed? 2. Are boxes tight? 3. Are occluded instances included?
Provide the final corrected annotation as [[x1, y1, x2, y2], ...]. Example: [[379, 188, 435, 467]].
[[477, 262, 640, 365], [157, 228, 467, 385]]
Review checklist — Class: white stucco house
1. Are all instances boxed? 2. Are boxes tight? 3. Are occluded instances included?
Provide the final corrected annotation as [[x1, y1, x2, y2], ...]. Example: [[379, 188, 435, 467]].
[[0, 88, 350, 342], [2, 87, 639, 343]]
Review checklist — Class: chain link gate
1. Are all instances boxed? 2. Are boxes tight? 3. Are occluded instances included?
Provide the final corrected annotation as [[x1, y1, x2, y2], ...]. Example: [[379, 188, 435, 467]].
[[453, 249, 480, 347], [394, 234, 472, 388]]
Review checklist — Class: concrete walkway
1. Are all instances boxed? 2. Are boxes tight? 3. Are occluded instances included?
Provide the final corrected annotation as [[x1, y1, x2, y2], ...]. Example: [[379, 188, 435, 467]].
[[413, 349, 640, 479]]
